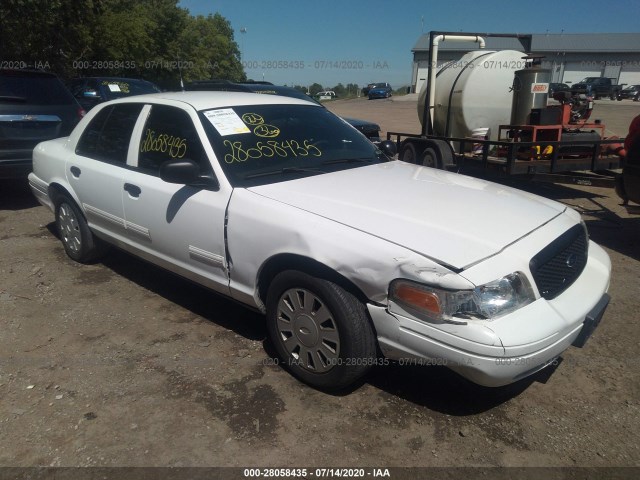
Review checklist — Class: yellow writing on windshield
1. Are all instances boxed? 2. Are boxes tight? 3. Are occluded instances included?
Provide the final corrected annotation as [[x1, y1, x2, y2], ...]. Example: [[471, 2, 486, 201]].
[[241, 113, 280, 138], [223, 139, 321, 164], [140, 129, 187, 158], [253, 124, 280, 138], [242, 113, 264, 126]]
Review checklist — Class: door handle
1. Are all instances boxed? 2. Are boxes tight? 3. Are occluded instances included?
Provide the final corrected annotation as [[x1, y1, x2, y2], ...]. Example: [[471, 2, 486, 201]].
[[70, 166, 81, 178], [124, 183, 141, 197]]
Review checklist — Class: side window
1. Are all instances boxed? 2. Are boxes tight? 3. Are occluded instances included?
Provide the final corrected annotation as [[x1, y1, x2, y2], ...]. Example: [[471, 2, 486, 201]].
[[76, 104, 143, 164], [138, 105, 211, 176]]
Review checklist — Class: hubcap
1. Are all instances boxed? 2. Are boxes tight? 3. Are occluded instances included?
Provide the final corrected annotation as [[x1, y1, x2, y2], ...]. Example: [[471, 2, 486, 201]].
[[58, 203, 82, 253], [276, 288, 340, 373], [422, 151, 436, 168]]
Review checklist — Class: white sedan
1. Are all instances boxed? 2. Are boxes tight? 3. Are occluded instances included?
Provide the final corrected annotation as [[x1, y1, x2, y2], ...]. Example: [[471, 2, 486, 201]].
[[29, 91, 611, 390]]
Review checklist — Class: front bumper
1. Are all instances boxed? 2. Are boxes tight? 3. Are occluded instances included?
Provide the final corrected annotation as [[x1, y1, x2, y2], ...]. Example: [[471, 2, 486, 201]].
[[368, 242, 611, 387]]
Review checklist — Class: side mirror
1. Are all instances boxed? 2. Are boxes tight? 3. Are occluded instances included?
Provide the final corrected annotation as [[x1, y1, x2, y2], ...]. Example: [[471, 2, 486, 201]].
[[160, 159, 201, 184], [159, 159, 218, 189], [379, 140, 397, 158]]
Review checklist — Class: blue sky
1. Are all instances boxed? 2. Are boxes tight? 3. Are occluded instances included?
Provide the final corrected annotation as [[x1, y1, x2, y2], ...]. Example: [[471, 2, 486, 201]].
[[180, 0, 640, 89]]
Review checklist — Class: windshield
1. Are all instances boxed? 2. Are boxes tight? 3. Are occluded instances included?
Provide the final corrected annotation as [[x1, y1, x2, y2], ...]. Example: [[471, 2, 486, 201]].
[[580, 77, 599, 83], [101, 79, 160, 100], [199, 104, 386, 187]]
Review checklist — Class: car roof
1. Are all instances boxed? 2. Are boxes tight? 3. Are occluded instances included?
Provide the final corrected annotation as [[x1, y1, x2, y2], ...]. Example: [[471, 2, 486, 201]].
[[72, 76, 157, 84], [106, 90, 319, 111]]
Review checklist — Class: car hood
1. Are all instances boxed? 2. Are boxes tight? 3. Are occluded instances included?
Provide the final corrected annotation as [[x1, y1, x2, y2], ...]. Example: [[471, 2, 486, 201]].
[[247, 161, 565, 269]]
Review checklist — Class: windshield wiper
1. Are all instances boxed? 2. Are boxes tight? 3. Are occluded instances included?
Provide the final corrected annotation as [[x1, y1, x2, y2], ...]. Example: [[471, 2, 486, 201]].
[[321, 157, 374, 166], [0, 96, 27, 103], [244, 167, 322, 180]]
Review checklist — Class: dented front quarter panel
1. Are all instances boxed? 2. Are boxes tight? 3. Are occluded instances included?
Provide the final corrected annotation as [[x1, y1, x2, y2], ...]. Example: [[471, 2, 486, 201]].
[[225, 188, 474, 310]]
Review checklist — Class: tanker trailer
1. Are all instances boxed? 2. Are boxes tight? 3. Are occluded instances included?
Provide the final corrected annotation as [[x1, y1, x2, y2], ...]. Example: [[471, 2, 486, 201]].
[[417, 49, 527, 144], [391, 31, 622, 180]]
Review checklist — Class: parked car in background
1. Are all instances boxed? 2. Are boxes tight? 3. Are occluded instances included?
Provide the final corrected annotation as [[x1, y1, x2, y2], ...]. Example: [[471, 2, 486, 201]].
[[362, 83, 376, 96], [0, 68, 85, 178], [368, 82, 392, 100], [549, 82, 570, 97], [315, 90, 336, 100], [618, 85, 640, 101], [616, 114, 640, 205], [185, 80, 381, 142], [29, 91, 611, 391], [570, 77, 622, 100], [67, 77, 160, 111]]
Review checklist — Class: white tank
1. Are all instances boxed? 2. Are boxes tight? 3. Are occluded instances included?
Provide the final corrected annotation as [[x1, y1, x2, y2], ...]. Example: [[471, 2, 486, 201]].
[[418, 49, 526, 142]]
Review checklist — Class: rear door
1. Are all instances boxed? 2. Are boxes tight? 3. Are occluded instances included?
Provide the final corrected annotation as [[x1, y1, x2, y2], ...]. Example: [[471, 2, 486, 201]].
[[68, 103, 144, 241]]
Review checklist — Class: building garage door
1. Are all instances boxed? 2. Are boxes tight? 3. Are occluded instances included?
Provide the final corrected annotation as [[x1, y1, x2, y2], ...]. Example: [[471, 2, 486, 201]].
[[562, 62, 600, 85]]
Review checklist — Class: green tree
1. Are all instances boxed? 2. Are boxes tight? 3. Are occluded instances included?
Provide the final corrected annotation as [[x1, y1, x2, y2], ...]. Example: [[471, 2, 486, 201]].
[[0, 0, 245, 88], [174, 13, 245, 86], [331, 83, 346, 97], [308, 83, 324, 96], [346, 83, 359, 96], [0, 0, 99, 78]]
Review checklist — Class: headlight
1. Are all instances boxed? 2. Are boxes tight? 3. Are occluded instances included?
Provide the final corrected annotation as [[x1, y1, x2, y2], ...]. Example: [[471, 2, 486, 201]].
[[389, 272, 535, 324]]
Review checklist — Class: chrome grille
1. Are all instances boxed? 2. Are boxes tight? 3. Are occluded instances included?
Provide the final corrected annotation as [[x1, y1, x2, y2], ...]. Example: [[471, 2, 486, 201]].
[[529, 224, 588, 300]]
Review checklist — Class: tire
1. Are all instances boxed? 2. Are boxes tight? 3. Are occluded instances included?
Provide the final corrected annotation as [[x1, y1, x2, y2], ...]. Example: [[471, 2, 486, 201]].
[[420, 147, 440, 168], [399, 142, 419, 164], [55, 195, 109, 263], [419, 140, 455, 170], [266, 270, 376, 390]]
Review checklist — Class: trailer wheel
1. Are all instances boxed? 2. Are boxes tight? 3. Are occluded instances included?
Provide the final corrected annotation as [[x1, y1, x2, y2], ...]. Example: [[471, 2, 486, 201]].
[[420, 140, 455, 170], [420, 147, 441, 168], [399, 142, 419, 164]]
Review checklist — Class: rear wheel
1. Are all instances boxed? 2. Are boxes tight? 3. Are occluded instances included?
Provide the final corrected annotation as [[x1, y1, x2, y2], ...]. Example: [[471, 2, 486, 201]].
[[419, 140, 455, 170], [399, 142, 419, 164], [266, 270, 376, 390], [420, 147, 440, 168], [55, 195, 109, 263]]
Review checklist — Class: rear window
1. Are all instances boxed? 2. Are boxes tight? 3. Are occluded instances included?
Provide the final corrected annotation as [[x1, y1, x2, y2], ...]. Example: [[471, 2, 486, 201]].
[[0, 70, 76, 105], [100, 79, 160, 100]]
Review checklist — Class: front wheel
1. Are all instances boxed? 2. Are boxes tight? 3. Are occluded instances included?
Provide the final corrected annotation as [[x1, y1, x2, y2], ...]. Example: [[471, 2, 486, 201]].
[[266, 270, 376, 390]]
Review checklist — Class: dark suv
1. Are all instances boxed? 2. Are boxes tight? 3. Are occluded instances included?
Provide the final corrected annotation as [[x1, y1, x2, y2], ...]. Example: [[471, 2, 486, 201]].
[[67, 77, 161, 111], [1, 69, 85, 179]]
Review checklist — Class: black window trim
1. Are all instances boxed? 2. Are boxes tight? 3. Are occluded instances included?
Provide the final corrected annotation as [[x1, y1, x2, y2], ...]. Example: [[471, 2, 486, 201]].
[[75, 103, 144, 166], [132, 103, 221, 190]]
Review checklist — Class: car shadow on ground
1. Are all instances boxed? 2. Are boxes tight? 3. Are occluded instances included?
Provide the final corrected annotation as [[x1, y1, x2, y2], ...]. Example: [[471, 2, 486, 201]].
[[45, 225, 535, 413], [0, 179, 40, 210], [51, 242, 268, 341], [362, 360, 552, 415]]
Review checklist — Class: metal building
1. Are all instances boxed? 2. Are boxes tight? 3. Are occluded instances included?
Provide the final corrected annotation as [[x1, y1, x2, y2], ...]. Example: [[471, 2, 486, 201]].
[[411, 33, 640, 94]]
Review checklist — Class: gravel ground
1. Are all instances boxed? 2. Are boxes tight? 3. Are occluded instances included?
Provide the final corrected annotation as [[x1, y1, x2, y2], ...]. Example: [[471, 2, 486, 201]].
[[1, 97, 639, 474]]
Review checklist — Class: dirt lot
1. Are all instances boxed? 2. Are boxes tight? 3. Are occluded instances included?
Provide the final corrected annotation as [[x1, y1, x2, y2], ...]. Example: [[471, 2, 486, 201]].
[[1, 97, 639, 473]]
